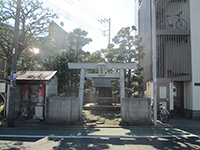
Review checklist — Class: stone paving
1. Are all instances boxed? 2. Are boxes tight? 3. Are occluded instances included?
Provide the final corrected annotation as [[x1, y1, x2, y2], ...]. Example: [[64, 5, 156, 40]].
[[81, 110, 121, 126]]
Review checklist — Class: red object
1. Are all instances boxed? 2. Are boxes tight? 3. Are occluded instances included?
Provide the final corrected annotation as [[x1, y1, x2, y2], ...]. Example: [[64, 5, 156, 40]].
[[22, 87, 31, 96], [36, 87, 45, 98]]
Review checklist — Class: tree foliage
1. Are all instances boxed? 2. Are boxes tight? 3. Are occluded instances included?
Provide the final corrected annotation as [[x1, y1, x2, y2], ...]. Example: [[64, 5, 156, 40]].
[[106, 25, 145, 97], [43, 28, 92, 95], [83, 50, 105, 63], [112, 25, 144, 63], [68, 28, 92, 62], [0, 0, 57, 75]]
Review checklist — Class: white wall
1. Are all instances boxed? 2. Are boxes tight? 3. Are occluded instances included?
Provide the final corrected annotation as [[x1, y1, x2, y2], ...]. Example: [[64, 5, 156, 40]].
[[189, 0, 200, 110]]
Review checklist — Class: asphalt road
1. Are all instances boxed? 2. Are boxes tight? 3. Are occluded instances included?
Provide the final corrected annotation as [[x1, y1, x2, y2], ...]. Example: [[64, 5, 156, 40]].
[[0, 136, 199, 150], [1, 115, 200, 149]]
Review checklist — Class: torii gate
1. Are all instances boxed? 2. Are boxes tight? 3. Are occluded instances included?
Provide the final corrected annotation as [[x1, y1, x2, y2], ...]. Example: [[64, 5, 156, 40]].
[[68, 63, 136, 118]]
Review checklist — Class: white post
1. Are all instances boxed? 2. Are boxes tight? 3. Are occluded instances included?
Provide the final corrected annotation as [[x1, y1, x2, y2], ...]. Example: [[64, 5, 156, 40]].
[[152, 0, 157, 125], [79, 68, 85, 119], [120, 69, 125, 103]]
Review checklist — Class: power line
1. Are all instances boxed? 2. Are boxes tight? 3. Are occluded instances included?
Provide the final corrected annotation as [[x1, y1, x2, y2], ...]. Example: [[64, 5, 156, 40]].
[[43, 0, 98, 31], [64, 0, 117, 33], [76, 0, 104, 20], [63, 0, 101, 21], [43, 0, 103, 36], [75, 0, 118, 33]]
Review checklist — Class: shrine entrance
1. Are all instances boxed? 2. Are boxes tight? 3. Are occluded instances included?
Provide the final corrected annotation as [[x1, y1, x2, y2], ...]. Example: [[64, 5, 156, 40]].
[[68, 62, 136, 120], [92, 78, 114, 105]]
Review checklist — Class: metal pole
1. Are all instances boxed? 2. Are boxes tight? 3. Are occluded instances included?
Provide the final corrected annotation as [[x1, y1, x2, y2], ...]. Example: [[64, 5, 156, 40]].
[[152, 0, 157, 126], [7, 0, 21, 127], [108, 18, 111, 45]]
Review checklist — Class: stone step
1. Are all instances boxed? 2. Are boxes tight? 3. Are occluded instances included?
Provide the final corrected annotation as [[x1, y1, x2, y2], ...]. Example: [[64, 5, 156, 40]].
[[83, 103, 120, 111]]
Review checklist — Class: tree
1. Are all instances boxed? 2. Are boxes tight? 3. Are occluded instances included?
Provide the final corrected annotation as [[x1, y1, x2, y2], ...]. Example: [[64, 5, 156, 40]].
[[43, 28, 92, 95], [84, 50, 105, 63], [43, 49, 75, 95], [67, 28, 92, 95], [68, 28, 92, 63], [0, 0, 57, 75], [111, 25, 145, 97]]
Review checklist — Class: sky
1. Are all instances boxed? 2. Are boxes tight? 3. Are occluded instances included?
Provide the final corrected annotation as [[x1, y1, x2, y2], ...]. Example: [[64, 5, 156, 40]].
[[44, 0, 137, 53]]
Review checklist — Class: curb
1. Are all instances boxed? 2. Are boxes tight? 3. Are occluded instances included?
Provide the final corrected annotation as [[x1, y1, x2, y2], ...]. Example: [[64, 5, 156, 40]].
[[0, 134, 199, 139]]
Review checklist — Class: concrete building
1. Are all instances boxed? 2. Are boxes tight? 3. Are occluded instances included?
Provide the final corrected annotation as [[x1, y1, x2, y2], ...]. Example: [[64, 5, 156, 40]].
[[36, 21, 69, 63], [137, 0, 200, 119]]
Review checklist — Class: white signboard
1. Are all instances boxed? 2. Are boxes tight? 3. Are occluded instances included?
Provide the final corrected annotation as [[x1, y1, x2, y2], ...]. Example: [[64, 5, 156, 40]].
[[0, 83, 6, 93], [98, 64, 105, 76], [159, 86, 167, 99]]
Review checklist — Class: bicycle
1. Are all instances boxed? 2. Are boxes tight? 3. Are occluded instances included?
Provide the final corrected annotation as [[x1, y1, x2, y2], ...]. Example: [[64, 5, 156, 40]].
[[158, 103, 169, 123], [156, 11, 187, 30]]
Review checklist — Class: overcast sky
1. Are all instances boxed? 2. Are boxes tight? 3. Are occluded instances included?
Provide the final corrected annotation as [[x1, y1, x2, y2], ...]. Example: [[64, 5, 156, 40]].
[[44, 0, 137, 53]]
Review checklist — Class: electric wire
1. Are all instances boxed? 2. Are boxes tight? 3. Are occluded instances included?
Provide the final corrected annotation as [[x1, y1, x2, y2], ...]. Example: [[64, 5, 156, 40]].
[[59, 0, 118, 36], [43, 0, 103, 35], [63, 0, 102, 21], [43, 0, 118, 41], [43, 1, 102, 33], [77, 0, 104, 19]]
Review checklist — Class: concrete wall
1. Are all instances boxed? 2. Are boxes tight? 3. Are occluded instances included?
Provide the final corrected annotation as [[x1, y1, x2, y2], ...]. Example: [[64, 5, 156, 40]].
[[84, 93, 95, 104], [121, 98, 151, 125], [46, 96, 79, 125], [46, 76, 58, 97]]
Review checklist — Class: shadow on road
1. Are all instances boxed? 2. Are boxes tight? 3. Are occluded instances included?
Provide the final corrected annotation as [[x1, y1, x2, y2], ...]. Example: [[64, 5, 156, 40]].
[[50, 136, 200, 150]]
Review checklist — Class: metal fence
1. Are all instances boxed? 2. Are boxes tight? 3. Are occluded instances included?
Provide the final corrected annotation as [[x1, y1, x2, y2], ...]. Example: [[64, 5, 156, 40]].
[[156, 0, 191, 81]]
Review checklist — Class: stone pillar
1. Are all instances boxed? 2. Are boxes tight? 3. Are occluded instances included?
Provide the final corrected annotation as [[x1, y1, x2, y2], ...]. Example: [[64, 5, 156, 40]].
[[79, 68, 85, 119], [120, 69, 125, 103]]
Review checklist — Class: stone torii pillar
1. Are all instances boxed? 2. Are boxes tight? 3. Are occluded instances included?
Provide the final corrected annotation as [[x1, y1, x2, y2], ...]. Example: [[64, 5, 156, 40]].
[[68, 63, 136, 119]]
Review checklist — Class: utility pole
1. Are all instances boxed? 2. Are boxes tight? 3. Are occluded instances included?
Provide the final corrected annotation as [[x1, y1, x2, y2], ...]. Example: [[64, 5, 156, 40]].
[[7, 0, 21, 127], [98, 18, 111, 46], [152, 0, 157, 126], [108, 18, 111, 45]]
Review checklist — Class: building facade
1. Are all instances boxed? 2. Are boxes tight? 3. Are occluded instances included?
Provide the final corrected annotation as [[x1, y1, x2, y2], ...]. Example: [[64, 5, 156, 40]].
[[138, 0, 200, 119]]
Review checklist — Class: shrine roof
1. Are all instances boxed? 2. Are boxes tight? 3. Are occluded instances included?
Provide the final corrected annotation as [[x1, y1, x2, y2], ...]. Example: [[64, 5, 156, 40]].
[[16, 71, 57, 81]]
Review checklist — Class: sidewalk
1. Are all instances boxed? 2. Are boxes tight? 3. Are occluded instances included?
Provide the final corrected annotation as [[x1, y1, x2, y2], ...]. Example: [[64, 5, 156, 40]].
[[0, 116, 200, 138]]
